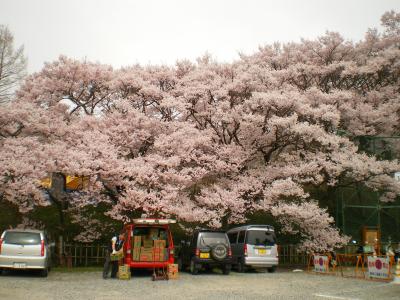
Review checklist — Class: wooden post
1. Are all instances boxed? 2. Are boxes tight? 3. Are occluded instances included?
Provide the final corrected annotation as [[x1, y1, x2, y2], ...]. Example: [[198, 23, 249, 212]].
[[58, 236, 64, 266]]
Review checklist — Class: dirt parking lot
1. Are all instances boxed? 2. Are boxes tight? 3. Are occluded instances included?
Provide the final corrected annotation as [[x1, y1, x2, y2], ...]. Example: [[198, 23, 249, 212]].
[[0, 268, 399, 300]]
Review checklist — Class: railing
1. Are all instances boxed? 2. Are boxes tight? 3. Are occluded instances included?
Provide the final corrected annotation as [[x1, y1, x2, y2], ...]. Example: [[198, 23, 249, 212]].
[[278, 244, 308, 266], [54, 243, 309, 267], [54, 244, 108, 267], [54, 243, 398, 267]]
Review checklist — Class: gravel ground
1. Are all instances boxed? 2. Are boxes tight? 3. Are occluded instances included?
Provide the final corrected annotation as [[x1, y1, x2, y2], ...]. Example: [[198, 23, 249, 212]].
[[0, 268, 399, 300]]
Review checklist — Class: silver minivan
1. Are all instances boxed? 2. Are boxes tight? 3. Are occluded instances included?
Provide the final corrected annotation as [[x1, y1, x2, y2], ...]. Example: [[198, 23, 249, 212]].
[[0, 229, 51, 277], [227, 225, 278, 272]]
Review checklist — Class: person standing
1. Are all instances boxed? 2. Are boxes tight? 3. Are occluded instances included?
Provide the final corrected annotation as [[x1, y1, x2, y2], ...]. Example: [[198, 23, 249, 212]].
[[395, 242, 400, 264], [103, 232, 125, 279]]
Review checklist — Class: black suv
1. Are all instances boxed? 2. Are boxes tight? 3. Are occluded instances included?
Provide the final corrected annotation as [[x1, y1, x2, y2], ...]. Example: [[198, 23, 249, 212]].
[[177, 230, 232, 275]]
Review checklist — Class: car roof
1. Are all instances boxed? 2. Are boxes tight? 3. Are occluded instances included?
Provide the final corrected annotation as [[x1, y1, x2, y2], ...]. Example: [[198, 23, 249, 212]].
[[227, 225, 275, 232], [196, 229, 226, 234], [4, 229, 44, 234]]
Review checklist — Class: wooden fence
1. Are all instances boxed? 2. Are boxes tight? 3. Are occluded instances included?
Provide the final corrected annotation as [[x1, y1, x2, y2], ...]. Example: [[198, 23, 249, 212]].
[[54, 243, 308, 267], [278, 244, 309, 266], [55, 244, 108, 267]]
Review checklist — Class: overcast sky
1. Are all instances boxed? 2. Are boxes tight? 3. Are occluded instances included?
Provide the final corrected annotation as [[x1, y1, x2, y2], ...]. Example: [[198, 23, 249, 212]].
[[1, 0, 400, 73]]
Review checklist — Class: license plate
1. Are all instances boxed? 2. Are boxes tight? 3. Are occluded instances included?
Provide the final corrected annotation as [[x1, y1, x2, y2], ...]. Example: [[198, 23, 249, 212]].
[[13, 263, 26, 269], [258, 249, 267, 255], [200, 252, 210, 259]]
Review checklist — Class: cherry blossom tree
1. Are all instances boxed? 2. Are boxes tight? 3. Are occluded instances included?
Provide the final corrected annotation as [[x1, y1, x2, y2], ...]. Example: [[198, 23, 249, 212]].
[[1, 11, 399, 251]]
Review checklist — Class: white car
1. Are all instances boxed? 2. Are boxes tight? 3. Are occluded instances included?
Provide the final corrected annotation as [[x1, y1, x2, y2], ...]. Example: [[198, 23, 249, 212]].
[[227, 225, 279, 273], [0, 229, 51, 277]]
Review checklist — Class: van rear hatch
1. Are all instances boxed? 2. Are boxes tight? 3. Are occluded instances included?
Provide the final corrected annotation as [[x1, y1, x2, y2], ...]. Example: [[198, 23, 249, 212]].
[[1, 231, 42, 256], [246, 229, 276, 256], [131, 226, 170, 261]]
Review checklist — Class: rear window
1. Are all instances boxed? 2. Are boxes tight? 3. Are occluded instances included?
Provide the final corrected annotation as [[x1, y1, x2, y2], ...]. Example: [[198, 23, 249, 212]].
[[4, 232, 41, 245], [246, 230, 276, 246], [199, 232, 228, 246]]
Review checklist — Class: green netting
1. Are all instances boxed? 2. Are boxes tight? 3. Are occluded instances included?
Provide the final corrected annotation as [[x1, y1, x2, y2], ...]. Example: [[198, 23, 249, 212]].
[[331, 136, 400, 243], [334, 185, 400, 243]]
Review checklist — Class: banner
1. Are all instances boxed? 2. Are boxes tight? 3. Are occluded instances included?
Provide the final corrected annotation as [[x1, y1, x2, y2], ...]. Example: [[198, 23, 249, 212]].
[[313, 255, 329, 273], [367, 256, 390, 279]]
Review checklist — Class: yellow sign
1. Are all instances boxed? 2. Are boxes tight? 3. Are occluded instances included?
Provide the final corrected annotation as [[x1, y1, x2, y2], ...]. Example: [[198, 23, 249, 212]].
[[40, 175, 89, 190]]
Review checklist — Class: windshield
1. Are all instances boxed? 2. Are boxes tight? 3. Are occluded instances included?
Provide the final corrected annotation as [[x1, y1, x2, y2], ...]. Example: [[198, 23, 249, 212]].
[[199, 232, 228, 246], [246, 230, 276, 246], [4, 232, 41, 245]]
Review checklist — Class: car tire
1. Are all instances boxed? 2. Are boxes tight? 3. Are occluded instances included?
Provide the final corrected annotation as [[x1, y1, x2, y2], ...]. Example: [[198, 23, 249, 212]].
[[237, 259, 246, 273], [41, 268, 49, 277], [267, 266, 276, 273], [190, 258, 199, 275], [211, 244, 228, 261], [222, 264, 231, 275]]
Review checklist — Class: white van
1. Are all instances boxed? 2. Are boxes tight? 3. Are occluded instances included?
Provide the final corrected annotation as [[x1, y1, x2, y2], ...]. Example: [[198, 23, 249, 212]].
[[227, 225, 278, 272]]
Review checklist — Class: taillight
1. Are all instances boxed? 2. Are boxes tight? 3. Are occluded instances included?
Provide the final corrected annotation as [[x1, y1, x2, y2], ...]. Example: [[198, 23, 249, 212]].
[[0, 238, 3, 255], [228, 247, 232, 257], [41, 240, 45, 256], [244, 244, 248, 257], [276, 244, 279, 257], [195, 248, 200, 257]]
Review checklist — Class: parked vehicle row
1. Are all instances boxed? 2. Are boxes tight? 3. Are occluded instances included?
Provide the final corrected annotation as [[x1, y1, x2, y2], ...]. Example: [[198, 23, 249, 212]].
[[176, 225, 279, 275], [0, 220, 278, 277]]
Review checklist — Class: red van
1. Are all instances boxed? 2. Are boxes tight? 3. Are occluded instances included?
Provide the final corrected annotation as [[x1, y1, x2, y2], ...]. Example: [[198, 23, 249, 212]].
[[123, 218, 175, 269]]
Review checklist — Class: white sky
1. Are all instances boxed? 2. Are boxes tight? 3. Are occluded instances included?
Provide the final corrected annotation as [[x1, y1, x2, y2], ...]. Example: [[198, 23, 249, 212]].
[[1, 0, 400, 73]]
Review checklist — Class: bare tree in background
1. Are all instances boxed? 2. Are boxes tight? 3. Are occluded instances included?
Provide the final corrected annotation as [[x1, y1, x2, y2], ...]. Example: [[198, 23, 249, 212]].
[[0, 25, 27, 103]]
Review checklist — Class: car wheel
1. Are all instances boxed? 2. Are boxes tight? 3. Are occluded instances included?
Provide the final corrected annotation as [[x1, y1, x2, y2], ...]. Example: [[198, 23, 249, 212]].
[[190, 258, 199, 275], [222, 264, 231, 275], [41, 268, 49, 277], [211, 244, 228, 261], [237, 259, 246, 273], [267, 266, 276, 273]]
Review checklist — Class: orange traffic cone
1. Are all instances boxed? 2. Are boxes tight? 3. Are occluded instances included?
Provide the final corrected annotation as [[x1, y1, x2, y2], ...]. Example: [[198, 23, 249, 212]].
[[392, 260, 400, 284]]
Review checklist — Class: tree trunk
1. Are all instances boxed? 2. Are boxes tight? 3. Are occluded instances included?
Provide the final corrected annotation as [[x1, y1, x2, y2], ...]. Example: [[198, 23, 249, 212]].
[[49, 172, 67, 266]]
